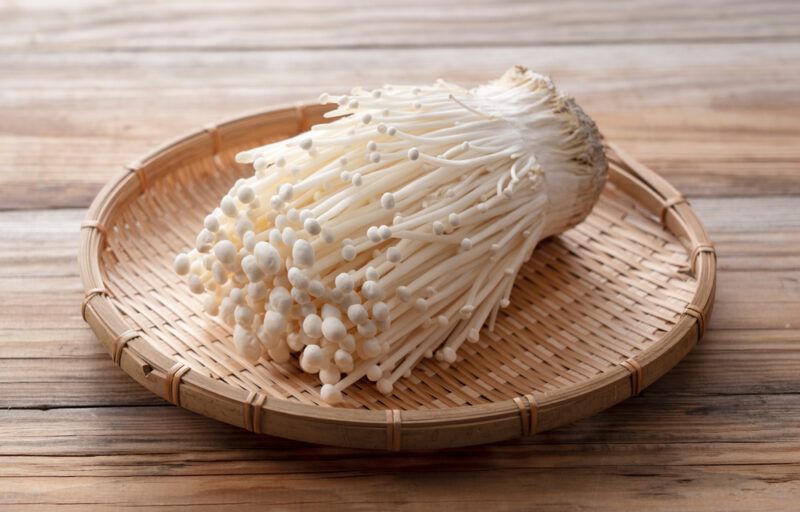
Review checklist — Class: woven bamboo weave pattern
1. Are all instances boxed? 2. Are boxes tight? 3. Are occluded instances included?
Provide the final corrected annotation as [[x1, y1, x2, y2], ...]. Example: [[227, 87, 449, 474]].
[[79, 105, 715, 449], [95, 116, 695, 409]]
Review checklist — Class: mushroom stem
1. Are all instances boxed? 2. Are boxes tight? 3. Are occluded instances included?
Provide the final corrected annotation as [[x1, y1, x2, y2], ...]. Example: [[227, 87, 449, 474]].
[[176, 66, 607, 404]]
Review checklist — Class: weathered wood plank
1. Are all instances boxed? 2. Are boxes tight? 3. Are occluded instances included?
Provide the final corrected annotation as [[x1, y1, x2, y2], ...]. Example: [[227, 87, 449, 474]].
[[3, 0, 798, 52], [0, 201, 797, 409], [0, 358, 162, 408], [4, 331, 800, 409], [4, 267, 795, 333], [1, 465, 797, 511], [0, 200, 797, 272], [1, 43, 799, 208], [1, 394, 799, 454], [691, 196, 800, 233], [712, 231, 800, 271], [2, 443, 800, 477], [4, 322, 798, 408]]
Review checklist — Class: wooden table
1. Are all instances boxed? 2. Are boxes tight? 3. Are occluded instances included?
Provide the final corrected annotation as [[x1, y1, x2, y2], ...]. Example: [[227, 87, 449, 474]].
[[2, 1, 799, 509]]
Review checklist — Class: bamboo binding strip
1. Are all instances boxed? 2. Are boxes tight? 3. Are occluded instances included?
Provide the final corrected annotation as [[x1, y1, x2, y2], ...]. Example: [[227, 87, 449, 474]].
[[78, 104, 716, 450], [513, 394, 538, 436]]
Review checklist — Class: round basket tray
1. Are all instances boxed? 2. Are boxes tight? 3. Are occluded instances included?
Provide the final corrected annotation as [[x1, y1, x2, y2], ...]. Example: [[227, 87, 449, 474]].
[[79, 104, 716, 450]]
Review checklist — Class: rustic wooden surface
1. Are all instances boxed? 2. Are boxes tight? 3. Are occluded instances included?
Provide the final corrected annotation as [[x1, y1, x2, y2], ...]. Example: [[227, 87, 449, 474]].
[[1, 1, 799, 509]]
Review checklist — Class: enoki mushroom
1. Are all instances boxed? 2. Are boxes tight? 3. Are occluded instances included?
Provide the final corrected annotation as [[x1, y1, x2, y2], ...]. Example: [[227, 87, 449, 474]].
[[175, 66, 607, 404]]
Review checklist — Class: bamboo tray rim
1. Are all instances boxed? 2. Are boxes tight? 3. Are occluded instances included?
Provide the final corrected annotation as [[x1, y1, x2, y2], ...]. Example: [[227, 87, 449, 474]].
[[79, 103, 716, 450]]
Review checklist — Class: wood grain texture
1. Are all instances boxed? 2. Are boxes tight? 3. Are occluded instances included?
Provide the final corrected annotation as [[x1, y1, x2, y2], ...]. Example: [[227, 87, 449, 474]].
[[3, 0, 798, 51], [2, 43, 800, 208], [1, 0, 799, 509]]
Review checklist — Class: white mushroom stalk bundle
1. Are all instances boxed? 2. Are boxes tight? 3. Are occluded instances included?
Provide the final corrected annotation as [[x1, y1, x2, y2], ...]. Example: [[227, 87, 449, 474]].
[[175, 66, 607, 404]]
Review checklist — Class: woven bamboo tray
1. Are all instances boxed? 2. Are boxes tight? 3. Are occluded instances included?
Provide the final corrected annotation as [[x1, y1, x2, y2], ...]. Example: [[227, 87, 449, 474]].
[[79, 103, 716, 450]]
